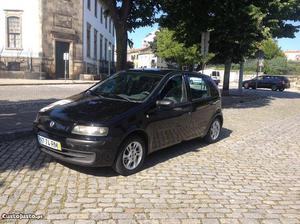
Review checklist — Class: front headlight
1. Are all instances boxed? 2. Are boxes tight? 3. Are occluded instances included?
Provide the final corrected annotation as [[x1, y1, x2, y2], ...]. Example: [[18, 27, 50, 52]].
[[40, 99, 73, 112], [72, 125, 109, 136]]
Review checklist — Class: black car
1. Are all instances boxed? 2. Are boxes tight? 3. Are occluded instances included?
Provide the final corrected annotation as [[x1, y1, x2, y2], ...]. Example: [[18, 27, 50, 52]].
[[34, 69, 223, 175], [243, 75, 290, 91]]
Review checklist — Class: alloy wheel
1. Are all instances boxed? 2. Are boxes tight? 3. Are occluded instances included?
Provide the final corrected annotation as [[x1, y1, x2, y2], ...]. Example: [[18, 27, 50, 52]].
[[210, 120, 221, 140], [122, 141, 143, 170]]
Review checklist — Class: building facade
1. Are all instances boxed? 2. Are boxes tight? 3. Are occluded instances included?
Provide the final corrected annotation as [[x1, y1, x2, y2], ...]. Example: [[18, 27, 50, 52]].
[[284, 50, 300, 62], [127, 30, 168, 69], [0, 0, 115, 79]]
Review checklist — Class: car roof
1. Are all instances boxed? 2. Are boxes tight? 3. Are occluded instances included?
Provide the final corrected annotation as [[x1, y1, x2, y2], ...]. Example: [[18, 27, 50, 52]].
[[127, 69, 180, 76]]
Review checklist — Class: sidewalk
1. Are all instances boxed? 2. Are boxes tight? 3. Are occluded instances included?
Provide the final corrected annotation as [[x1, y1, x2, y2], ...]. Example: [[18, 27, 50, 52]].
[[0, 79, 99, 86]]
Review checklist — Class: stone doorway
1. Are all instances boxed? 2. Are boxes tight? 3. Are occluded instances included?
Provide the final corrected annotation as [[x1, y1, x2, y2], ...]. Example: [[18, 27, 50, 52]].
[[55, 41, 70, 79]]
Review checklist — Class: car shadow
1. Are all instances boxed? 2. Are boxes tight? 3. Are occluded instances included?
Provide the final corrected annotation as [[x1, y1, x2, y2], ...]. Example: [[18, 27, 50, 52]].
[[222, 89, 300, 109], [142, 128, 232, 171], [61, 128, 232, 177]]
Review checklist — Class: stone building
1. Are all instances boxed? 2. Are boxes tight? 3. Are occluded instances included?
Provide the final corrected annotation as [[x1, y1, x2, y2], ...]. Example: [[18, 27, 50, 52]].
[[0, 0, 115, 79]]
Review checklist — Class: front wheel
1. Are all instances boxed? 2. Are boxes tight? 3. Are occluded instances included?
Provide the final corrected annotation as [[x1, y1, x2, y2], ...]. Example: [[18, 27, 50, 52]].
[[113, 137, 146, 176], [205, 118, 222, 143]]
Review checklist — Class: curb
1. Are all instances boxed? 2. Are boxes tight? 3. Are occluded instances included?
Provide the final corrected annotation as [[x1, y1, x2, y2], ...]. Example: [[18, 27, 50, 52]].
[[0, 129, 34, 142]]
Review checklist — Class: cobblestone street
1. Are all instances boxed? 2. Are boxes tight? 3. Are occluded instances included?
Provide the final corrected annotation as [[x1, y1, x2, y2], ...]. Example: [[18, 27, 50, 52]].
[[0, 89, 300, 224]]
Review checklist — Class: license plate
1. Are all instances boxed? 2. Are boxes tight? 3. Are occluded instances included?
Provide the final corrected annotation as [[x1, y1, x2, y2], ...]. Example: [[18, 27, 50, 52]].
[[38, 135, 62, 151]]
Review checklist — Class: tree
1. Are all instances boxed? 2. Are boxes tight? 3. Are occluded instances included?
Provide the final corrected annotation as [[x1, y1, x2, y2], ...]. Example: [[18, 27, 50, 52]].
[[101, 0, 160, 71], [152, 29, 202, 69], [260, 39, 285, 60], [160, 0, 300, 95]]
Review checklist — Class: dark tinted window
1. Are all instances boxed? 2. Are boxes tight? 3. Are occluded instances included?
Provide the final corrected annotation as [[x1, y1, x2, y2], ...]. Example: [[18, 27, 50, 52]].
[[208, 79, 220, 97], [187, 75, 211, 100], [160, 75, 187, 104], [91, 72, 163, 102]]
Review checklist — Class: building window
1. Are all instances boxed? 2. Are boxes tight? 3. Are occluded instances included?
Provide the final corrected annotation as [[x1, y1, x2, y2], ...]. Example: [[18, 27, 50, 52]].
[[7, 16, 21, 49], [105, 15, 107, 29], [109, 18, 111, 33], [100, 34, 103, 60], [104, 38, 107, 61], [100, 7, 103, 23], [94, 29, 98, 59], [87, 23, 91, 58], [87, 0, 91, 10], [94, 0, 97, 18]]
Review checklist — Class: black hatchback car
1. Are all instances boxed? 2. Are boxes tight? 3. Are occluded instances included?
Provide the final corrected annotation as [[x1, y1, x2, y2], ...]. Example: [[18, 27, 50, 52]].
[[243, 75, 290, 91], [34, 70, 223, 175]]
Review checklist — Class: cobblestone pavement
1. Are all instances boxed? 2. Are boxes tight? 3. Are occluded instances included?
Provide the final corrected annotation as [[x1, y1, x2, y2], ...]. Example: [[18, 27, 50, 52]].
[[0, 89, 300, 224]]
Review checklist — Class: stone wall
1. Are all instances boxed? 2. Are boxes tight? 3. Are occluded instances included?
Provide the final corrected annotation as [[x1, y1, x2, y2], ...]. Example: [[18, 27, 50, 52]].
[[41, 0, 84, 79]]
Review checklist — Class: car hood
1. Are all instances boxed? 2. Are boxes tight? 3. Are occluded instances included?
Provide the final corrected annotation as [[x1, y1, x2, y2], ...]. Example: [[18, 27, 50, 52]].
[[45, 92, 139, 124]]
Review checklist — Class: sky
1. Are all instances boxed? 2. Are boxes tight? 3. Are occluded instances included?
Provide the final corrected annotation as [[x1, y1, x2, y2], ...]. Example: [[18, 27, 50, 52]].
[[128, 23, 300, 51]]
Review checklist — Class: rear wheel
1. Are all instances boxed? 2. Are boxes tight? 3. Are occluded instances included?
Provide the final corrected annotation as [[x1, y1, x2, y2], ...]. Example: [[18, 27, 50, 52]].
[[113, 136, 146, 176], [244, 83, 250, 89], [205, 118, 222, 143]]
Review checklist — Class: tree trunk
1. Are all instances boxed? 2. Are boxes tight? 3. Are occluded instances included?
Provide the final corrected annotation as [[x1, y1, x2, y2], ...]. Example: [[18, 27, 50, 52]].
[[238, 60, 244, 95], [115, 23, 128, 71], [222, 58, 232, 96]]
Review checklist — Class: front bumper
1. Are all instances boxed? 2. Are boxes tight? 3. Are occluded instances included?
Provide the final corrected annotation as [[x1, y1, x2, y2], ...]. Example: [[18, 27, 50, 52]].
[[34, 127, 118, 167]]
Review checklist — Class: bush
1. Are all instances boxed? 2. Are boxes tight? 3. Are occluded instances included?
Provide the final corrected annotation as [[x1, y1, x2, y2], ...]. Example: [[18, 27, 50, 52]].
[[264, 57, 288, 75], [287, 61, 300, 76]]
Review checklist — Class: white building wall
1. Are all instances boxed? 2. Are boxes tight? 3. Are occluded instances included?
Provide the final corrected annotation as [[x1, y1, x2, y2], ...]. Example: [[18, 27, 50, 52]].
[[83, 0, 115, 65], [284, 51, 300, 61], [0, 0, 42, 58]]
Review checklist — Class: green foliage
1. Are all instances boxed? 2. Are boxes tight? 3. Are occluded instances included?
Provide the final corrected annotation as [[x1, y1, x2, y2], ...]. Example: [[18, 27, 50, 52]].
[[154, 29, 202, 68], [160, 0, 300, 64], [260, 39, 285, 60], [287, 61, 300, 76], [264, 57, 288, 75]]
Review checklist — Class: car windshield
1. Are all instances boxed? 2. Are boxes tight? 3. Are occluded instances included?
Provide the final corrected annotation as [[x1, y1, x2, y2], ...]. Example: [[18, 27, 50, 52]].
[[89, 71, 164, 102]]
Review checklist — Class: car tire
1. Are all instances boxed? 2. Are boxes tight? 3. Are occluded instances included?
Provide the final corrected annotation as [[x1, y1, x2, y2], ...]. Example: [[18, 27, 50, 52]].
[[271, 85, 277, 91], [244, 83, 249, 89], [204, 118, 222, 144], [113, 136, 146, 176]]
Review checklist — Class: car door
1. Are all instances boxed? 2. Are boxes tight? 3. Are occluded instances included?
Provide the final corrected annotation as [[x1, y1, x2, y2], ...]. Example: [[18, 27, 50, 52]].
[[146, 74, 193, 152], [186, 74, 216, 138], [260, 76, 271, 88]]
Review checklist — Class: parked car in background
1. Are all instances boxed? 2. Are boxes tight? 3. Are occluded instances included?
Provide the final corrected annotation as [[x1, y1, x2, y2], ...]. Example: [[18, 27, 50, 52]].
[[243, 75, 290, 91], [34, 69, 223, 175], [211, 71, 221, 86]]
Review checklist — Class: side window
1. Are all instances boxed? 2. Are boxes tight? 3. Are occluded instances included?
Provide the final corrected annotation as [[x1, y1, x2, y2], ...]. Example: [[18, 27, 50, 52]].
[[160, 75, 187, 104], [187, 76, 211, 100]]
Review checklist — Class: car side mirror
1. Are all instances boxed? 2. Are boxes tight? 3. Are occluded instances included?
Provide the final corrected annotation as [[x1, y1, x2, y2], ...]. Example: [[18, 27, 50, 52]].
[[156, 99, 174, 107]]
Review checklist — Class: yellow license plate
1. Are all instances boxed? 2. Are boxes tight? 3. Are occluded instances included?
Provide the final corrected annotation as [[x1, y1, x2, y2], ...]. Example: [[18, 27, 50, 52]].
[[38, 135, 62, 151]]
